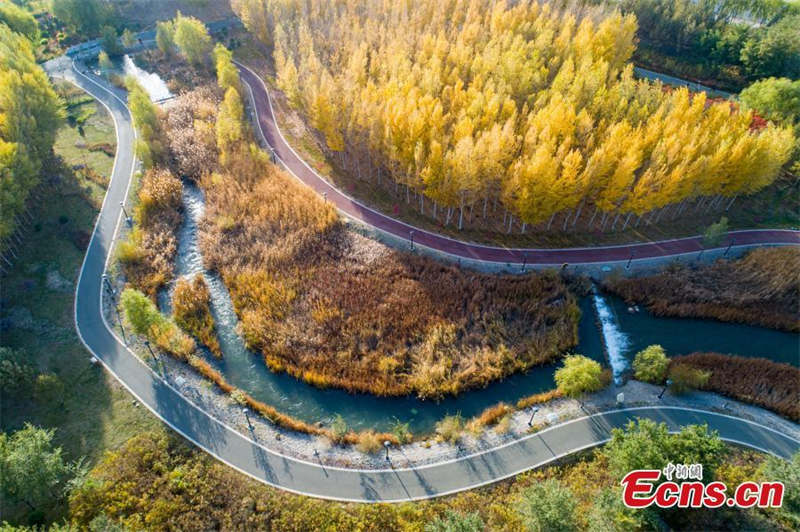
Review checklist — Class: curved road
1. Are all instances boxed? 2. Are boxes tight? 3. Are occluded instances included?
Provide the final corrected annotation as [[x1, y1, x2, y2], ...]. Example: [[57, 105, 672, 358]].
[[236, 63, 799, 265], [48, 57, 799, 502]]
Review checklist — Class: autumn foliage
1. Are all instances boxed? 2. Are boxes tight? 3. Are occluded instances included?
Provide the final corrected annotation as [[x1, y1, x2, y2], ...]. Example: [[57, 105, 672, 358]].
[[199, 147, 580, 398], [671, 353, 800, 421], [235, 0, 793, 233], [117, 168, 183, 297], [603, 247, 800, 332], [173, 275, 221, 357]]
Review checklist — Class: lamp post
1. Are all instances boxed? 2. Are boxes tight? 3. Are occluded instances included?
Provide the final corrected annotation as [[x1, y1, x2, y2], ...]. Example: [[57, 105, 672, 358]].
[[322, 191, 327, 203], [119, 201, 132, 226], [243, 407, 252, 430], [659, 379, 673, 399], [409, 230, 415, 251], [521, 252, 527, 272], [102, 273, 115, 296], [384, 440, 391, 461], [626, 251, 634, 270], [527, 406, 540, 427], [724, 238, 734, 256], [144, 340, 163, 375]]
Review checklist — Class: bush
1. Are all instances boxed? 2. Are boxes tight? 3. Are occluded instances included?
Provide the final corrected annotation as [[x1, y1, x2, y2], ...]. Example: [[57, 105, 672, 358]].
[[604, 419, 726, 482], [120, 288, 195, 359], [517, 479, 578, 532], [230, 389, 247, 406], [760, 451, 800, 526], [330, 414, 348, 443], [632, 345, 669, 383], [703, 216, 729, 248], [391, 420, 413, 444], [671, 353, 800, 420], [0, 347, 36, 397], [356, 431, 383, 454], [554, 355, 606, 400], [435, 414, 464, 444], [668, 364, 711, 395], [425, 510, 484, 532], [467, 402, 513, 434]]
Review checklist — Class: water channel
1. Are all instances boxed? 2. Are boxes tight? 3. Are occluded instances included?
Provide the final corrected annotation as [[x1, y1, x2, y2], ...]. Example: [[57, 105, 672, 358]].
[[157, 183, 799, 435]]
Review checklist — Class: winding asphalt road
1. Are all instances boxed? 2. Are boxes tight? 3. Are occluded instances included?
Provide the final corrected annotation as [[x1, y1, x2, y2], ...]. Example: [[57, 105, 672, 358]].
[[47, 57, 799, 502], [235, 63, 800, 266]]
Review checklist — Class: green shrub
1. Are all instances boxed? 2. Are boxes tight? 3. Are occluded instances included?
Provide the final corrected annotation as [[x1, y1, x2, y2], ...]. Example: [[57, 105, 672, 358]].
[[435, 414, 464, 444], [425, 510, 484, 532], [632, 345, 669, 383], [554, 355, 605, 400], [703, 216, 729, 248], [517, 479, 578, 532], [330, 414, 348, 443], [120, 288, 195, 359]]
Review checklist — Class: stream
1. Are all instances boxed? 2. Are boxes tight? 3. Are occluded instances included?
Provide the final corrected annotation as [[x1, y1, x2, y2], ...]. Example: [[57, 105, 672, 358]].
[[159, 182, 798, 435]]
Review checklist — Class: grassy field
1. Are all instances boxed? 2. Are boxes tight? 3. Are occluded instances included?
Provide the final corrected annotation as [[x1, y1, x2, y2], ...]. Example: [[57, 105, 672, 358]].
[[0, 81, 160, 525]]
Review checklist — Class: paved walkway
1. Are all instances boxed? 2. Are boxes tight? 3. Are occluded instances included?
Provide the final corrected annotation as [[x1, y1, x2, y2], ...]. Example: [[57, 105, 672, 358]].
[[48, 57, 799, 502], [236, 63, 799, 266]]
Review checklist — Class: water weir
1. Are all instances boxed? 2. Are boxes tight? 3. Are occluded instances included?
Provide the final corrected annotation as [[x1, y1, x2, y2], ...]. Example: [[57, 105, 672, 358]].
[[591, 284, 630, 384]]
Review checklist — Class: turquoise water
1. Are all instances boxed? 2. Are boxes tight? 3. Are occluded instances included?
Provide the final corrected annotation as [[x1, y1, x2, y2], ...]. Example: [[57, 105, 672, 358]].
[[167, 183, 799, 435]]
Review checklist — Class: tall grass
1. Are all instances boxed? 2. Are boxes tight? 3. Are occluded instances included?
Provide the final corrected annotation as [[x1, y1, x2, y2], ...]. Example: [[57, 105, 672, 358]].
[[198, 150, 580, 398], [118, 168, 183, 298], [173, 275, 221, 357], [604, 248, 800, 332], [671, 353, 800, 420]]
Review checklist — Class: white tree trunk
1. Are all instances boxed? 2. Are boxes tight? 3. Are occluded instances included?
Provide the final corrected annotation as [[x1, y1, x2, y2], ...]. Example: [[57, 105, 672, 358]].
[[587, 205, 599, 229], [547, 212, 556, 230], [621, 212, 633, 231], [572, 199, 585, 227]]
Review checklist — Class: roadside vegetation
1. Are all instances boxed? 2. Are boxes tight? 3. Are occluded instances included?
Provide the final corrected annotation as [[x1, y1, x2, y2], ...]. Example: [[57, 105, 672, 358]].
[[671, 353, 800, 421], [117, 167, 183, 298], [60, 422, 800, 531], [235, 0, 792, 242], [603, 247, 800, 332], [632, 345, 799, 420]]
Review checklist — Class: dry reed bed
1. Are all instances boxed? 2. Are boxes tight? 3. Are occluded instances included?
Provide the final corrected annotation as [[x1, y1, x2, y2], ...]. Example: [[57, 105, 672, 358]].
[[197, 151, 580, 399], [173, 275, 221, 357], [117, 168, 183, 298], [670, 353, 800, 421], [603, 248, 800, 332]]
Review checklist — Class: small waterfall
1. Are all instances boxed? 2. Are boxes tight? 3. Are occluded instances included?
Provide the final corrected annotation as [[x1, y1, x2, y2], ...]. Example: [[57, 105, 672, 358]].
[[122, 55, 172, 102], [591, 284, 630, 384]]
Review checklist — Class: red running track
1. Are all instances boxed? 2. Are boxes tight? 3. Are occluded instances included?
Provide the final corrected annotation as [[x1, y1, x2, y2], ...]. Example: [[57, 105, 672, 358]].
[[237, 63, 799, 266]]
